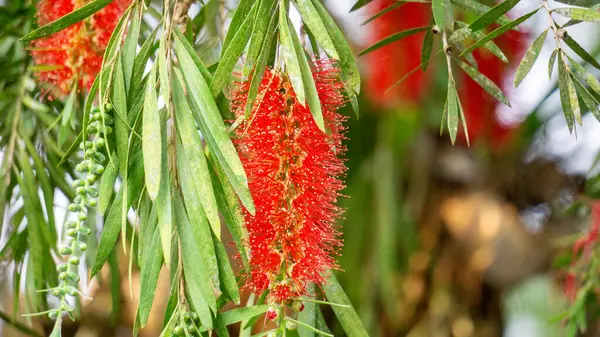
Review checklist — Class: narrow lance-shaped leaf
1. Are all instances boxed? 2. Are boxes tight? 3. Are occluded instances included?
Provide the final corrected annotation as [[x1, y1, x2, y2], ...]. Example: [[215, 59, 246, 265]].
[[558, 52, 577, 132], [295, 0, 339, 59], [432, 0, 446, 29], [172, 35, 255, 214], [360, 26, 431, 56], [310, 0, 361, 93], [21, 0, 113, 41], [562, 33, 600, 71], [446, 79, 460, 144], [155, 111, 172, 266], [451, 0, 512, 25], [515, 29, 548, 87], [223, 0, 255, 50], [548, 48, 558, 79], [573, 76, 600, 122], [122, 3, 141, 91], [138, 225, 163, 327], [173, 77, 221, 237], [243, 0, 276, 79], [461, 8, 540, 56], [553, 7, 600, 23], [567, 54, 600, 95], [421, 22, 434, 71], [455, 57, 510, 106], [322, 273, 369, 337], [142, 64, 161, 201], [112, 56, 129, 176], [210, 1, 257, 96], [469, 0, 519, 32], [279, 6, 325, 131]]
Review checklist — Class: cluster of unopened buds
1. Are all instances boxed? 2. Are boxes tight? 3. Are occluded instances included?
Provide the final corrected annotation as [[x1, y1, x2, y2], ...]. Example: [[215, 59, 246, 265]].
[[43, 104, 113, 320], [264, 300, 306, 335], [171, 310, 201, 337]]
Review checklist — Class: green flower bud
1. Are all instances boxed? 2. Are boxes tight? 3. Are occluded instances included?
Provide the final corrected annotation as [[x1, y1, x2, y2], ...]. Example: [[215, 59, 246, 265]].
[[87, 126, 98, 134], [104, 125, 113, 134], [78, 212, 87, 221], [60, 304, 74, 312], [59, 272, 68, 280], [76, 187, 86, 195], [92, 106, 100, 113], [285, 321, 297, 331], [191, 312, 199, 323], [86, 174, 98, 184], [48, 310, 59, 320], [60, 247, 73, 255], [72, 179, 85, 188], [186, 323, 196, 332], [173, 326, 183, 335], [104, 103, 113, 111], [52, 288, 62, 296], [96, 137, 105, 148], [68, 203, 81, 212], [66, 221, 77, 229], [87, 187, 99, 198], [94, 152, 106, 163], [78, 242, 87, 251], [68, 272, 80, 282], [57, 264, 68, 272], [92, 164, 104, 175], [66, 286, 77, 296], [67, 228, 77, 237], [87, 198, 97, 207], [85, 149, 95, 157], [69, 256, 80, 265]]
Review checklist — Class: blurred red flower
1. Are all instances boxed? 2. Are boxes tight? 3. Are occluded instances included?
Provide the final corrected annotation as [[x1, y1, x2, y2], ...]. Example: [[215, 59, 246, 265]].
[[230, 60, 347, 303]]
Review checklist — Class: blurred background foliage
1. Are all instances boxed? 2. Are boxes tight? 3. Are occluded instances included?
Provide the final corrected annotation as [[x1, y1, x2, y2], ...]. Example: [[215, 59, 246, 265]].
[[1, 0, 600, 336]]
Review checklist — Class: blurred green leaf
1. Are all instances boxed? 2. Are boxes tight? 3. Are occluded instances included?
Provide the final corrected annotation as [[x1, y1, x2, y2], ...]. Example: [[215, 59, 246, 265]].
[[558, 52, 577, 132], [432, 0, 446, 29], [469, 0, 519, 31], [455, 57, 510, 106], [295, 0, 339, 58], [562, 33, 600, 70], [549, 48, 558, 79], [243, 0, 276, 78], [451, 0, 512, 25], [138, 222, 163, 327]]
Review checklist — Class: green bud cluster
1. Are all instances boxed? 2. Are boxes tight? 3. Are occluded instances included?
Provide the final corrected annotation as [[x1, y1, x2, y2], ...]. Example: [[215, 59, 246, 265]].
[[48, 104, 113, 322], [172, 310, 201, 337]]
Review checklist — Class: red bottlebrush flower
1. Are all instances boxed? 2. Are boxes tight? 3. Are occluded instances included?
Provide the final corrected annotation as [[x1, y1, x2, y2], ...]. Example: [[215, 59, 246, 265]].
[[456, 28, 528, 149], [31, 0, 130, 95], [364, 0, 431, 108], [231, 60, 347, 303]]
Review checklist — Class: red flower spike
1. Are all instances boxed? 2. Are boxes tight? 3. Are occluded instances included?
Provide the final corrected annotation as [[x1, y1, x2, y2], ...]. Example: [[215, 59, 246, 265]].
[[231, 59, 347, 303], [31, 0, 130, 95]]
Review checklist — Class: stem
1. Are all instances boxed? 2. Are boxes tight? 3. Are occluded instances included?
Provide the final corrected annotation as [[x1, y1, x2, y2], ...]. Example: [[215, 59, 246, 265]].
[[542, 0, 563, 50]]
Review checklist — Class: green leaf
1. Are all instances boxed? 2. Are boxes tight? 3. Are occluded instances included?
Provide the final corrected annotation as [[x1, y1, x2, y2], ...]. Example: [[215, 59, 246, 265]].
[[138, 223, 163, 327], [567, 54, 600, 95], [553, 7, 600, 22], [24, 139, 56, 241], [279, 6, 324, 131], [207, 155, 249, 270], [421, 22, 434, 71], [112, 56, 129, 176], [453, 22, 508, 63], [174, 196, 215, 328], [558, 52, 577, 132], [158, 35, 172, 111], [451, 0, 512, 25], [155, 114, 171, 266], [173, 78, 221, 237], [548, 48, 558, 79], [310, 0, 361, 93], [175, 139, 220, 293], [350, 0, 373, 12], [210, 2, 256, 96], [469, 0, 519, 32], [322, 273, 369, 337], [573, 75, 600, 122], [446, 79, 460, 144], [298, 284, 317, 337], [213, 234, 240, 305], [61, 87, 77, 127], [295, 0, 339, 59], [172, 35, 255, 214], [555, 0, 598, 6], [432, 0, 446, 29], [360, 26, 431, 56], [455, 57, 510, 106], [220, 306, 269, 326], [173, 27, 213, 84], [122, 4, 141, 92], [91, 157, 144, 277], [514, 29, 548, 87], [562, 3, 600, 27], [243, 0, 276, 79], [21, 0, 114, 41], [98, 154, 118, 214], [362, 2, 404, 26], [244, 8, 279, 117], [129, 27, 158, 101], [562, 33, 600, 71], [142, 64, 161, 201], [223, 0, 255, 50], [461, 8, 539, 57], [50, 319, 62, 337]]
